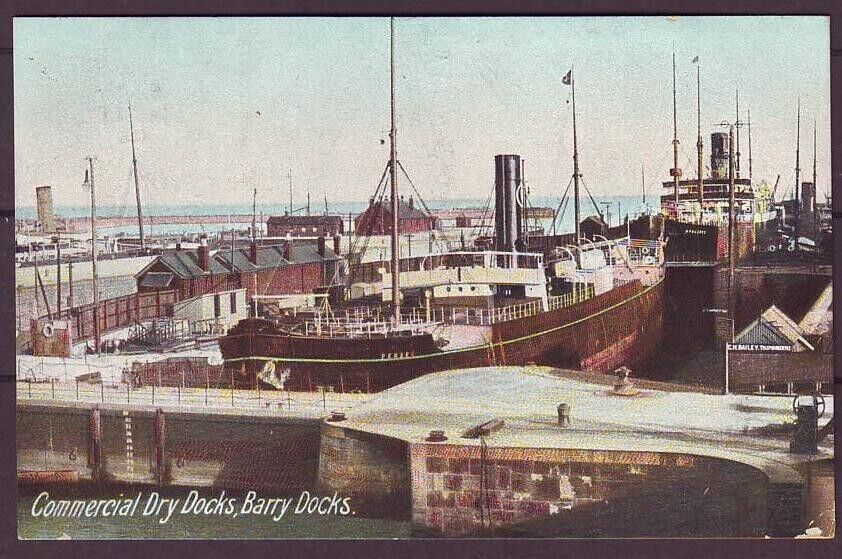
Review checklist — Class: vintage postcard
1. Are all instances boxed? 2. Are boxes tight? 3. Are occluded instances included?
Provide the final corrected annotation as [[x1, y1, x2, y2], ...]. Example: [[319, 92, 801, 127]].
[[14, 16, 833, 539]]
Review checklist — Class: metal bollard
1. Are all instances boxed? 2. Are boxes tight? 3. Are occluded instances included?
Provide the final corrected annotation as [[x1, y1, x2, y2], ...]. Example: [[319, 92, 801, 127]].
[[557, 403, 570, 427]]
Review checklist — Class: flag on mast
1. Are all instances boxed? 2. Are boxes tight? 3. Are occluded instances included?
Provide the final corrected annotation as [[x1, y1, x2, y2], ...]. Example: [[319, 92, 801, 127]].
[[692, 55, 699, 63], [562, 69, 572, 85]]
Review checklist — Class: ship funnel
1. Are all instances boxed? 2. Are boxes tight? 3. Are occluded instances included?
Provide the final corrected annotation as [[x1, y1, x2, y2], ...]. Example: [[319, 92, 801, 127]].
[[494, 154, 523, 252], [710, 132, 730, 179]]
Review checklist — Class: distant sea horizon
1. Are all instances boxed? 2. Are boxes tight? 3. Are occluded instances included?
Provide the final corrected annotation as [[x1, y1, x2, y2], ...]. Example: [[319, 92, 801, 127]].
[[16, 194, 648, 219]]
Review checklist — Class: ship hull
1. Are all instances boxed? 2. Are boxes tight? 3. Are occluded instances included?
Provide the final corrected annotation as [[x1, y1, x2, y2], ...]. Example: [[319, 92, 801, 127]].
[[219, 279, 664, 392]]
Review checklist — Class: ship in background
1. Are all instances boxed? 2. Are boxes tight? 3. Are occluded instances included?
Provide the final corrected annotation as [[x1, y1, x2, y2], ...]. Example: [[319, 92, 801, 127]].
[[658, 54, 777, 265], [218, 21, 665, 393]]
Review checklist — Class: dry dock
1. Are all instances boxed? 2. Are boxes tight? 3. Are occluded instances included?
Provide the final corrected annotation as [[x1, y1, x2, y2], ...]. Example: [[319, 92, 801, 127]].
[[316, 366, 834, 537]]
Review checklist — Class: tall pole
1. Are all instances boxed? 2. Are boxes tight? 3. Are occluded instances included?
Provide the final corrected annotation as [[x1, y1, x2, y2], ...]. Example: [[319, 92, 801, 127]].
[[812, 118, 817, 201], [67, 260, 74, 309], [87, 157, 101, 355], [671, 52, 681, 217], [55, 235, 61, 316], [389, 17, 401, 323], [747, 108, 753, 181], [288, 169, 293, 215], [641, 165, 646, 206], [735, 91, 741, 179], [794, 99, 801, 239], [728, 126, 736, 288], [696, 61, 704, 210], [128, 104, 145, 250], [252, 187, 257, 243], [571, 68, 581, 255]]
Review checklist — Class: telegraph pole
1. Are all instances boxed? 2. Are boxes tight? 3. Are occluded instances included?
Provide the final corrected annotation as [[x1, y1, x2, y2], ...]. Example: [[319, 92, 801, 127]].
[[86, 157, 101, 355]]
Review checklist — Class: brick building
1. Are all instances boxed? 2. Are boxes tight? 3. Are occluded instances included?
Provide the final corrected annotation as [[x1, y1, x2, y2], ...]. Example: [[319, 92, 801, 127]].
[[266, 215, 345, 238], [355, 196, 439, 235], [135, 237, 344, 302]]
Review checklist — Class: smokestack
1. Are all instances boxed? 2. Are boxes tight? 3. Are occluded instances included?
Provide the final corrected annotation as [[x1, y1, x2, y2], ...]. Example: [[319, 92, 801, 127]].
[[283, 240, 292, 262], [197, 238, 210, 271], [801, 182, 816, 215], [494, 154, 522, 252], [317, 230, 326, 258], [249, 240, 258, 265], [36, 186, 56, 233], [333, 234, 341, 256], [710, 132, 729, 179], [409, 195, 414, 209]]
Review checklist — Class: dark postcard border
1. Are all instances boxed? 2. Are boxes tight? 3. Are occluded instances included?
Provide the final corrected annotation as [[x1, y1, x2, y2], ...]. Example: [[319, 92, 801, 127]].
[[0, 1, 840, 558]]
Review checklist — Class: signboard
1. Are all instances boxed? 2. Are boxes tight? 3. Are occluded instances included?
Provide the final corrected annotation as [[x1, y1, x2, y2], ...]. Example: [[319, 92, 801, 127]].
[[726, 343, 793, 352]]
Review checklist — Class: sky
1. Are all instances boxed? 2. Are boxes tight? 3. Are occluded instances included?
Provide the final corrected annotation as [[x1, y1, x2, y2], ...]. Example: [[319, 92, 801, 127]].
[[13, 16, 831, 211]]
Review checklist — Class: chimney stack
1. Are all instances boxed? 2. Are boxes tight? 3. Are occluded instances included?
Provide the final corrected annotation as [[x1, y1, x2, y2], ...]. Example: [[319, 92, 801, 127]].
[[333, 234, 341, 255], [197, 238, 210, 271], [249, 240, 258, 265], [409, 195, 414, 209], [283, 240, 292, 262], [317, 230, 326, 258]]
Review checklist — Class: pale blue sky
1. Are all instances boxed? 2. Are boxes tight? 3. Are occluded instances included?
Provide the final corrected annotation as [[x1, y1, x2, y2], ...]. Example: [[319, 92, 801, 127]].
[[14, 16, 830, 210]]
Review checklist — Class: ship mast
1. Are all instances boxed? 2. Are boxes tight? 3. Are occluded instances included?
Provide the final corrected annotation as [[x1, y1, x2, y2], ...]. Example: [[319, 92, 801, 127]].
[[571, 68, 581, 255], [696, 59, 704, 211], [128, 104, 145, 250], [812, 118, 817, 198], [86, 157, 101, 355], [641, 165, 646, 206], [389, 17, 401, 324], [735, 90, 741, 179], [747, 108, 753, 181], [794, 98, 801, 210], [670, 52, 680, 217]]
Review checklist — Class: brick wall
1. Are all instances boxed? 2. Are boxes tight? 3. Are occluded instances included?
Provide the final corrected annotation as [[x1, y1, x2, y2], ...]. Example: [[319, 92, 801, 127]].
[[409, 444, 772, 537]]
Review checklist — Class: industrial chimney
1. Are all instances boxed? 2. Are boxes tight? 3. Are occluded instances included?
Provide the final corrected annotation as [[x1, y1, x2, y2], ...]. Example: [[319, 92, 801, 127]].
[[36, 186, 56, 233], [249, 240, 258, 265], [710, 132, 730, 179], [494, 154, 522, 252], [333, 234, 341, 256], [197, 238, 210, 271], [283, 240, 292, 262], [317, 230, 326, 258]]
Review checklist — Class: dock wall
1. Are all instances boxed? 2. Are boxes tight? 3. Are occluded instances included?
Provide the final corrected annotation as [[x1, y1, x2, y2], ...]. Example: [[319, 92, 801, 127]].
[[17, 403, 321, 493]]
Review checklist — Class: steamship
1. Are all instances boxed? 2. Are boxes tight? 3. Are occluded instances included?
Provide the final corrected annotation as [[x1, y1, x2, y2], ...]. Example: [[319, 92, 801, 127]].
[[218, 22, 665, 392], [659, 57, 777, 264]]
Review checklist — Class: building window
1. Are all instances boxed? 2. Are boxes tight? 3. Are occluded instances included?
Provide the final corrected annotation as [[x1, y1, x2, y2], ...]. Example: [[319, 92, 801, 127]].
[[214, 295, 221, 318], [230, 292, 237, 314]]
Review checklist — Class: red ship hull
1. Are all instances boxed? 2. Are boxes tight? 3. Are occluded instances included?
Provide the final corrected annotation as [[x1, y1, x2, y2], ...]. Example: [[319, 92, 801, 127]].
[[219, 279, 664, 392]]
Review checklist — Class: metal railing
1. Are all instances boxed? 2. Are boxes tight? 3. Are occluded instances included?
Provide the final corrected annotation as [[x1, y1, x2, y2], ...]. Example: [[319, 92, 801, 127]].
[[16, 379, 370, 417]]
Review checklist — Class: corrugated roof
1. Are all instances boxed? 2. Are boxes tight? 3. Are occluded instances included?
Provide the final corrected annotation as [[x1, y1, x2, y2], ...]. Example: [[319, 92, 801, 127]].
[[140, 242, 340, 280], [735, 305, 814, 351]]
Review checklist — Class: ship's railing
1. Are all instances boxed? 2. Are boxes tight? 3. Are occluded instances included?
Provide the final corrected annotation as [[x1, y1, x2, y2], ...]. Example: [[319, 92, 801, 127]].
[[302, 286, 597, 333]]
